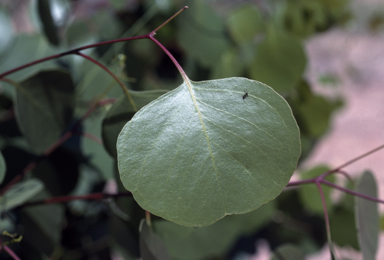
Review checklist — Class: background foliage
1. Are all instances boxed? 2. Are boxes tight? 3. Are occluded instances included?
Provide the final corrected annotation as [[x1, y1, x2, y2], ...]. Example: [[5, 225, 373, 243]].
[[0, 0, 380, 259]]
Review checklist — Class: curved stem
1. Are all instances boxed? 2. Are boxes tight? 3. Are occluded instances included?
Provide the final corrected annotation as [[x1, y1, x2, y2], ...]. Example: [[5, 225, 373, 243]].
[[332, 144, 384, 171], [315, 182, 336, 259], [152, 6, 188, 33], [321, 179, 384, 204], [76, 52, 137, 111], [148, 35, 188, 82]]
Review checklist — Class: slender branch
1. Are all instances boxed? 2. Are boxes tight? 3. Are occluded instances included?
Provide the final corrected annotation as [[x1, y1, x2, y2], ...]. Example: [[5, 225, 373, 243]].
[[148, 35, 188, 82], [75, 52, 137, 111], [2, 245, 21, 260], [0, 34, 147, 80], [332, 144, 384, 171], [16, 192, 132, 209], [315, 182, 336, 259], [152, 6, 188, 34], [321, 179, 384, 204], [286, 178, 316, 187]]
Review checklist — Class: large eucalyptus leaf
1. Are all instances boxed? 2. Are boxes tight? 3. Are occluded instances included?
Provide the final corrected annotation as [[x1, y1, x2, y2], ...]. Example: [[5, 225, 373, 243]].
[[355, 171, 379, 260], [117, 77, 300, 227], [102, 90, 168, 158], [15, 69, 75, 154]]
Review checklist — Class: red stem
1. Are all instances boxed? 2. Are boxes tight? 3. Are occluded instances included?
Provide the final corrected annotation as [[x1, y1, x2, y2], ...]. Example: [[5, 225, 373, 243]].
[[16, 192, 132, 209]]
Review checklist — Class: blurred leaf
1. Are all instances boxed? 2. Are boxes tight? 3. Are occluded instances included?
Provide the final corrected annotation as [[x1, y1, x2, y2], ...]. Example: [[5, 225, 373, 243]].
[[226, 4, 264, 44], [355, 171, 379, 260], [0, 151, 5, 184], [0, 179, 44, 212], [249, 26, 306, 93], [329, 206, 359, 249], [154, 201, 275, 260], [140, 220, 171, 260], [210, 48, 244, 79], [177, 0, 229, 67], [117, 77, 300, 227], [0, 34, 58, 82], [102, 90, 168, 158], [0, 8, 14, 55], [282, 1, 326, 38], [270, 244, 305, 260], [37, 0, 59, 46], [299, 165, 334, 215], [20, 189, 65, 256], [15, 70, 75, 154]]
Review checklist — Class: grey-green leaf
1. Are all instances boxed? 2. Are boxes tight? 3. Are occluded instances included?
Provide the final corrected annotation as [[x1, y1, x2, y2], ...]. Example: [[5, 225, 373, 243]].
[[0, 151, 5, 184], [102, 90, 168, 158], [117, 77, 300, 227], [15, 69, 75, 154], [139, 220, 171, 260], [0, 179, 44, 212], [355, 171, 379, 260]]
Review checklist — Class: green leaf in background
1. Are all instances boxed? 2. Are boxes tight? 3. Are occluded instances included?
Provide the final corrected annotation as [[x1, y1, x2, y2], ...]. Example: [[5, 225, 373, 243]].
[[355, 171, 379, 260], [117, 77, 300, 227], [270, 244, 305, 260], [299, 165, 334, 215], [329, 206, 359, 249], [153, 201, 275, 260], [177, 0, 229, 67], [15, 69, 75, 154], [289, 80, 342, 138], [249, 26, 306, 93], [0, 34, 58, 83], [102, 90, 168, 158], [82, 108, 114, 180], [226, 4, 264, 44], [20, 189, 65, 256], [37, 0, 60, 46], [0, 7, 14, 55], [210, 48, 244, 80], [0, 151, 5, 184], [0, 179, 44, 212], [140, 220, 171, 260]]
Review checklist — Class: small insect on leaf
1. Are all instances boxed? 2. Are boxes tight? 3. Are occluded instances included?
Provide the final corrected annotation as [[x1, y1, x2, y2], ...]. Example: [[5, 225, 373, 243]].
[[242, 92, 248, 100]]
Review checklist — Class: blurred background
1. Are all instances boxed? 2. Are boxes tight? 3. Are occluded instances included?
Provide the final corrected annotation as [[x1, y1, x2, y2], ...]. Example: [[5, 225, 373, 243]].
[[0, 0, 384, 259]]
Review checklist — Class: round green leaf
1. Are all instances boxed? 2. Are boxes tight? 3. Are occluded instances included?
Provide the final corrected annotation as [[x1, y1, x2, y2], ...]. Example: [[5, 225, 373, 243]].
[[102, 90, 168, 158], [117, 77, 300, 227], [355, 171, 379, 260]]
